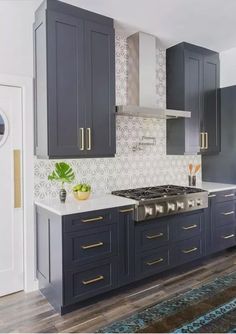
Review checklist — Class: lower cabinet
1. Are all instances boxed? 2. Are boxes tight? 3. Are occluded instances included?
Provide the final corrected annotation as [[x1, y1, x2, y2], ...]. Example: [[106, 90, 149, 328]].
[[206, 189, 236, 255], [36, 191, 236, 314]]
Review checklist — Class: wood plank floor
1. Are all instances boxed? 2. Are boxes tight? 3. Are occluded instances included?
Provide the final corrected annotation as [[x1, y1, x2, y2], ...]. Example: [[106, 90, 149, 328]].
[[1, 250, 236, 333]]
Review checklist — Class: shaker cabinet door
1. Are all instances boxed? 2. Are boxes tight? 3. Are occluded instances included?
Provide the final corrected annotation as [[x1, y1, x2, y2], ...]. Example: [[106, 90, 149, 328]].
[[202, 54, 220, 155], [47, 12, 86, 157], [184, 50, 203, 154], [84, 21, 116, 157]]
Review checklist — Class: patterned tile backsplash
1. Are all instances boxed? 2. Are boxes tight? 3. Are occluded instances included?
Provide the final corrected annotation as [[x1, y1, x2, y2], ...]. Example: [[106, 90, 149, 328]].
[[34, 33, 201, 200]]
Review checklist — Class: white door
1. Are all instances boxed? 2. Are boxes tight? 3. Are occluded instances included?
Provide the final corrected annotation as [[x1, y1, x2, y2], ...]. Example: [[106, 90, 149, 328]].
[[0, 85, 23, 296]]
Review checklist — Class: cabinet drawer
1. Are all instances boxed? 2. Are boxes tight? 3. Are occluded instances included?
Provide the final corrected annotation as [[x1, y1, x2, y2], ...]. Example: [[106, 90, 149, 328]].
[[215, 190, 236, 203], [135, 221, 169, 252], [171, 213, 203, 242], [63, 225, 118, 266], [135, 246, 169, 279], [64, 259, 116, 305], [213, 225, 236, 252], [63, 209, 116, 232], [215, 201, 236, 227], [170, 237, 204, 266]]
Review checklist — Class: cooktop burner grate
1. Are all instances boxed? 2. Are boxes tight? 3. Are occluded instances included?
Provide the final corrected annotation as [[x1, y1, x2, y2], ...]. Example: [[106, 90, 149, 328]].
[[112, 185, 204, 201]]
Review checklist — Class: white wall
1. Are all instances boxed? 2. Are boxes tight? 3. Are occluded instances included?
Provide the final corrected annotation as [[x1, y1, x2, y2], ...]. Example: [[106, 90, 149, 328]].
[[220, 47, 236, 87]]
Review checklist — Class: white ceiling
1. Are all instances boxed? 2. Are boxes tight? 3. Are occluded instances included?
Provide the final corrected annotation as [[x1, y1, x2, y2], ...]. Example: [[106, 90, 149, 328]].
[[61, 0, 236, 52]]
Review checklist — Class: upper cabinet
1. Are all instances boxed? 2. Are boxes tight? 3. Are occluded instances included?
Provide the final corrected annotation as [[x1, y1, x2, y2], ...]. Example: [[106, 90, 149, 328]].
[[34, 0, 116, 159], [166, 42, 220, 155]]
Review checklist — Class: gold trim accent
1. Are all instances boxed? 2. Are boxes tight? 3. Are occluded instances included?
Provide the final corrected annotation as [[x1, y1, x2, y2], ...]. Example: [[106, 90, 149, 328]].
[[200, 132, 205, 150], [119, 208, 134, 213], [205, 132, 208, 149], [82, 275, 104, 285], [14, 149, 21, 209], [86, 128, 91, 150], [146, 233, 164, 239], [79, 128, 85, 150], [81, 216, 104, 223], [81, 242, 104, 250], [146, 258, 164, 266], [182, 247, 198, 254], [222, 211, 234, 216], [224, 193, 234, 197], [222, 234, 235, 239], [182, 224, 197, 230]]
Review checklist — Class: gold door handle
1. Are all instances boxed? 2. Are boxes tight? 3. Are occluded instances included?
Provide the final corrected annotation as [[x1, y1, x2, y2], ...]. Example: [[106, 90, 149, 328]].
[[86, 128, 91, 150], [81, 216, 104, 223], [82, 275, 104, 285], [221, 211, 235, 216], [79, 128, 85, 151], [119, 208, 134, 213], [222, 234, 235, 239], [208, 194, 216, 198], [200, 132, 205, 150], [14, 150, 21, 209], [81, 242, 104, 250], [182, 247, 198, 254], [146, 258, 164, 266], [146, 233, 164, 239], [205, 132, 208, 149], [182, 224, 197, 230], [224, 194, 234, 197]]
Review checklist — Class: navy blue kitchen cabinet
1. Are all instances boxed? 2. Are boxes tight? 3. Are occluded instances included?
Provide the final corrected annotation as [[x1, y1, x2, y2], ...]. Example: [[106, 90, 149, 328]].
[[166, 42, 220, 155], [205, 189, 236, 255], [36, 205, 135, 314], [36, 197, 236, 314], [34, 0, 115, 159]]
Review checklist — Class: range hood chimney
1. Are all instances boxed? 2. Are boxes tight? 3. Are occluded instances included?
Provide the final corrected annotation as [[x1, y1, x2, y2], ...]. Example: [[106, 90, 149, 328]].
[[116, 32, 190, 119]]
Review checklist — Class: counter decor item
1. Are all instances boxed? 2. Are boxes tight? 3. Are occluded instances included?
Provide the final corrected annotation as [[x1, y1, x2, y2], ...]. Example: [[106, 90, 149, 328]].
[[73, 183, 91, 201], [188, 163, 201, 187], [48, 162, 75, 203]]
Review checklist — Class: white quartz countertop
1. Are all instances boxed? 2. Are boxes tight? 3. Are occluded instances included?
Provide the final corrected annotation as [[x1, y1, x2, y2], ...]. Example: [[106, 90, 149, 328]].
[[201, 182, 236, 193], [35, 194, 137, 216]]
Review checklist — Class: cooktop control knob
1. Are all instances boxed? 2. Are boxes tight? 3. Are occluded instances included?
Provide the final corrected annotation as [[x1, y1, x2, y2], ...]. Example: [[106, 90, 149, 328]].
[[176, 201, 184, 210], [167, 203, 176, 212], [144, 205, 154, 217], [155, 204, 164, 214], [196, 199, 203, 206], [188, 199, 195, 208]]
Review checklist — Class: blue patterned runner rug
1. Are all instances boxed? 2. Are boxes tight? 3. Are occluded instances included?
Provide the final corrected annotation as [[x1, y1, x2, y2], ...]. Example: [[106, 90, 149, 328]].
[[98, 271, 236, 333]]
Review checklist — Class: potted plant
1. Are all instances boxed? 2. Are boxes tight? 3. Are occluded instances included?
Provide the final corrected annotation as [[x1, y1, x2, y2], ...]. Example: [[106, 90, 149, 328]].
[[48, 162, 75, 203]]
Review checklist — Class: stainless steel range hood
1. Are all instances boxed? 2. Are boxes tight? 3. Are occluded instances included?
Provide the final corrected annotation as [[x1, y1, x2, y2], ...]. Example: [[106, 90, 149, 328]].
[[116, 32, 191, 119]]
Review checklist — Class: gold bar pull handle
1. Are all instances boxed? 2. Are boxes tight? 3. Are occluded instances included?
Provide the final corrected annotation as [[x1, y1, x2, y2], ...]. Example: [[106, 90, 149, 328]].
[[81, 216, 104, 223], [119, 208, 134, 213], [182, 224, 197, 230], [182, 247, 198, 254], [208, 194, 216, 198], [224, 193, 235, 198], [146, 258, 164, 266], [222, 211, 235, 216], [79, 128, 85, 151], [14, 150, 21, 209], [222, 234, 235, 240], [86, 128, 92, 151], [205, 132, 208, 149], [200, 132, 205, 150], [81, 242, 104, 250], [146, 233, 164, 239], [82, 275, 104, 285]]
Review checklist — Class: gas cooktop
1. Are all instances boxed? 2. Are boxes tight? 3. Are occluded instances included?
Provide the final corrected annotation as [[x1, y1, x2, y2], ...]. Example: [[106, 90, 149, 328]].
[[112, 185, 208, 222], [112, 185, 204, 201]]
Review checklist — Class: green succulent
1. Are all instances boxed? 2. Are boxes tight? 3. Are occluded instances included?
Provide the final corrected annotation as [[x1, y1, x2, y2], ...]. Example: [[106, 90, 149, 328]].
[[48, 162, 75, 189]]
